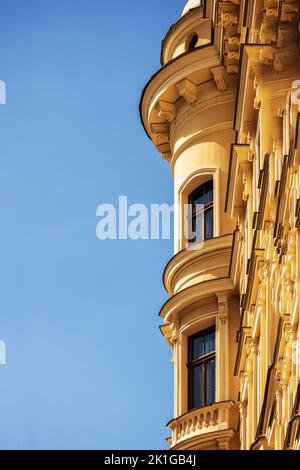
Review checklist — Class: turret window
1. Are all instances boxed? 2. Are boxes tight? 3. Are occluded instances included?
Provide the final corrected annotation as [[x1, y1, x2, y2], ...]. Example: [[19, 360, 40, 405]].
[[187, 34, 199, 51], [188, 327, 216, 410], [188, 180, 214, 243]]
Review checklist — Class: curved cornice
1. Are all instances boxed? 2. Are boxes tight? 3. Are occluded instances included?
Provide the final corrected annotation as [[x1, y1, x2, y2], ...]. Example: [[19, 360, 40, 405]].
[[163, 234, 234, 295], [139, 42, 217, 140], [160, 6, 205, 65], [172, 93, 235, 134], [171, 121, 234, 173], [159, 276, 236, 324]]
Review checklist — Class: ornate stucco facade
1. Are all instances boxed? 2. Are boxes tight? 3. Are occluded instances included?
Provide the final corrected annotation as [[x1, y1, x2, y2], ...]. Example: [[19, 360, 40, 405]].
[[140, 0, 300, 450]]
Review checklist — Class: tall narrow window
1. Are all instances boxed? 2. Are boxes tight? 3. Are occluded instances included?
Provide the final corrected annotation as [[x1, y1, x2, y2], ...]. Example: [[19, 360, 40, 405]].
[[188, 327, 216, 410], [188, 180, 213, 244]]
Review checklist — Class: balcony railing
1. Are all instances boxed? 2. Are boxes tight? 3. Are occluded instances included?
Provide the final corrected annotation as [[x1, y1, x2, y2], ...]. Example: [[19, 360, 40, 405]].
[[168, 401, 238, 448]]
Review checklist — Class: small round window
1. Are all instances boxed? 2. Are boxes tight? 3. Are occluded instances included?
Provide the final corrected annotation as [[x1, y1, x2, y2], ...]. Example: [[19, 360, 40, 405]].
[[188, 34, 199, 51]]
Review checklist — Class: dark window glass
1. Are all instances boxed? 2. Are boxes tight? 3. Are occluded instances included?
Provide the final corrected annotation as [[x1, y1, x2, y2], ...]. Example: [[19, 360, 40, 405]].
[[205, 207, 214, 240], [192, 335, 205, 361], [188, 34, 199, 51], [205, 329, 215, 355], [188, 327, 216, 410], [190, 365, 203, 409], [206, 360, 216, 405], [188, 180, 214, 244]]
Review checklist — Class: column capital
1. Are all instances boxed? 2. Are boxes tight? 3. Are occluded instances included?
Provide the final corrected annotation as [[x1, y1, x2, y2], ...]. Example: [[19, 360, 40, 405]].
[[216, 293, 229, 324], [285, 324, 298, 343], [170, 317, 179, 344], [239, 401, 247, 415], [246, 337, 259, 357], [258, 260, 270, 285]]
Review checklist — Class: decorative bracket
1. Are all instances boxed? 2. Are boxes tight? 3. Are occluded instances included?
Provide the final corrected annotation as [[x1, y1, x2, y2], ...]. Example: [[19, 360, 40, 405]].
[[176, 79, 197, 105], [151, 123, 169, 140], [157, 142, 171, 161], [211, 66, 227, 92], [156, 101, 176, 123]]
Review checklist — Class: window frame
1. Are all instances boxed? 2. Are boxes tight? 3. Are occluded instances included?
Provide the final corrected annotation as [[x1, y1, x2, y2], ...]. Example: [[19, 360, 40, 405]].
[[187, 326, 216, 411], [176, 168, 220, 252]]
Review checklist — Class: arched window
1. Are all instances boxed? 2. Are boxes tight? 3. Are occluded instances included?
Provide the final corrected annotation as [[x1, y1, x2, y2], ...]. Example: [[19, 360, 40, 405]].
[[188, 34, 199, 51], [188, 180, 213, 243]]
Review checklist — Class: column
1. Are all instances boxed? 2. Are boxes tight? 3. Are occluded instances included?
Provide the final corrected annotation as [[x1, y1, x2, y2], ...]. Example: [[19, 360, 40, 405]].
[[216, 293, 229, 402], [239, 401, 247, 450]]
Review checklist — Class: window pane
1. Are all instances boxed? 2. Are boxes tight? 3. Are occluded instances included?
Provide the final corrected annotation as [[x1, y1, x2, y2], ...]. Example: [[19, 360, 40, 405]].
[[205, 207, 213, 239], [191, 364, 203, 409], [194, 211, 204, 242], [194, 193, 205, 207], [189, 212, 203, 243], [204, 330, 215, 355], [207, 187, 213, 204], [206, 359, 215, 405], [189, 328, 215, 360], [202, 186, 213, 206], [192, 335, 205, 360], [189, 181, 213, 244], [189, 213, 204, 244], [192, 181, 213, 208]]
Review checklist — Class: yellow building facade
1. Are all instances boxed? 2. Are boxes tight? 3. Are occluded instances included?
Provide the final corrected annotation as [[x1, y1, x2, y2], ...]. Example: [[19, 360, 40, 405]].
[[140, 0, 300, 450]]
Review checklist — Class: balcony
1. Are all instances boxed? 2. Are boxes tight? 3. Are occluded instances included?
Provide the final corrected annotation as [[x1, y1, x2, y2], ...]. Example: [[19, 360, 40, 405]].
[[164, 234, 233, 296], [168, 401, 239, 450]]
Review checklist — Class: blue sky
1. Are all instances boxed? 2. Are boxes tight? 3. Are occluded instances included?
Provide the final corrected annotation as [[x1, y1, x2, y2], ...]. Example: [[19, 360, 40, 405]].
[[0, 0, 186, 450]]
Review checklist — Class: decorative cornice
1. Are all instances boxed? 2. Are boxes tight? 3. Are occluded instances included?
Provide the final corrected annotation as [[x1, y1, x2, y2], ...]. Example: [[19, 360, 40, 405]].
[[172, 93, 236, 134], [163, 234, 234, 295], [160, 276, 235, 325]]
